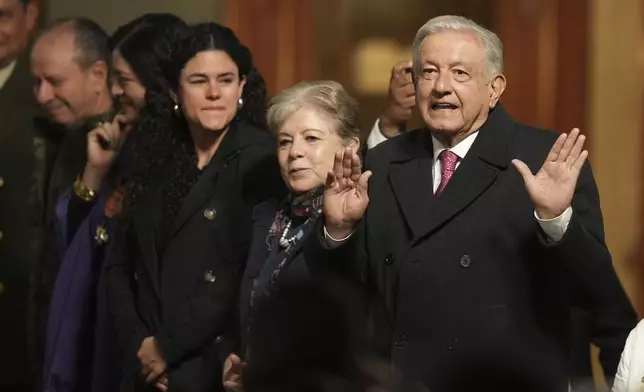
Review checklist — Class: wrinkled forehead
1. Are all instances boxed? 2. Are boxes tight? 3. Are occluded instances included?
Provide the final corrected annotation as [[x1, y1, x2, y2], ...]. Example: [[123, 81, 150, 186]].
[[31, 32, 82, 72], [419, 29, 487, 66]]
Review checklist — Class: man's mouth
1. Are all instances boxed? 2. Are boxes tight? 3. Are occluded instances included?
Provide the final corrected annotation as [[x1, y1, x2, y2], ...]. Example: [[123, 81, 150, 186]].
[[431, 103, 458, 110]]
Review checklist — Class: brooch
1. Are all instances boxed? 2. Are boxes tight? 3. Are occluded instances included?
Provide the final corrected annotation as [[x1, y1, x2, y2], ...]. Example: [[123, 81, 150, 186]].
[[94, 187, 126, 246], [95, 224, 109, 245]]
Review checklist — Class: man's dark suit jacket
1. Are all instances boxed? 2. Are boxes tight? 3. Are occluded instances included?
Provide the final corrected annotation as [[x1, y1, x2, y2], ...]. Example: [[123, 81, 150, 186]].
[[309, 104, 636, 392], [0, 51, 43, 391]]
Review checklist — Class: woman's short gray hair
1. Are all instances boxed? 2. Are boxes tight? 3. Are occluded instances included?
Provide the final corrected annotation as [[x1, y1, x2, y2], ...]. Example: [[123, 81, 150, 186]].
[[267, 80, 361, 141], [413, 15, 504, 77]]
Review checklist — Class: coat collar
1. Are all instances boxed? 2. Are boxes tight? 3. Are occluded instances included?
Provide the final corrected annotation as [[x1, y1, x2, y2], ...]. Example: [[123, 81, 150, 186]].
[[386, 103, 515, 244]]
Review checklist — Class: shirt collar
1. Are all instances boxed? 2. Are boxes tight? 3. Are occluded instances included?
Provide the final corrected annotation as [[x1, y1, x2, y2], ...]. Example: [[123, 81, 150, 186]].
[[0, 60, 17, 91], [431, 130, 479, 164]]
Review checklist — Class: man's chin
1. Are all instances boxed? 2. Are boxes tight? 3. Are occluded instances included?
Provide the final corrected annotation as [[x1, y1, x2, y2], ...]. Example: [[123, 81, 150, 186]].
[[425, 123, 462, 134]]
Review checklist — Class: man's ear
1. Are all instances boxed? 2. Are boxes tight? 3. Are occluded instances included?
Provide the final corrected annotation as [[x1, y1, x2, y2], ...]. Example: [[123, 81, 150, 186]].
[[90, 60, 109, 93], [25, 2, 39, 35], [488, 73, 506, 108]]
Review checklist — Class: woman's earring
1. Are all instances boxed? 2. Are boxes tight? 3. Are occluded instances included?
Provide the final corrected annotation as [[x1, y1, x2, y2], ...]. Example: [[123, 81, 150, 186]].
[[237, 98, 244, 111], [173, 103, 180, 114]]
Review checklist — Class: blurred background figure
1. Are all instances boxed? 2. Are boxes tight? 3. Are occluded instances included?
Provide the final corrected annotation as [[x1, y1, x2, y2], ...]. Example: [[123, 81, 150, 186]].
[[41, 14, 189, 392], [613, 318, 644, 392], [0, 0, 39, 389], [366, 60, 415, 149]]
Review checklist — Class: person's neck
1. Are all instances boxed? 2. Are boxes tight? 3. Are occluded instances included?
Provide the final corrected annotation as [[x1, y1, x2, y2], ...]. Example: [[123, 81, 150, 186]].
[[190, 124, 230, 169], [82, 91, 113, 123], [431, 130, 474, 149], [430, 115, 488, 148]]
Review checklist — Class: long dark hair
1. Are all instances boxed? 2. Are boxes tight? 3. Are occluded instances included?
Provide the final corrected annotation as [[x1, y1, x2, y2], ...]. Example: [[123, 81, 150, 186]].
[[109, 13, 188, 94], [118, 22, 268, 225], [110, 14, 190, 209]]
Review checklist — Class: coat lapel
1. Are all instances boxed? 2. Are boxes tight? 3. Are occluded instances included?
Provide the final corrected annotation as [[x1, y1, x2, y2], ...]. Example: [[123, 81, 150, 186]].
[[170, 122, 244, 237], [388, 131, 437, 240], [388, 105, 515, 244]]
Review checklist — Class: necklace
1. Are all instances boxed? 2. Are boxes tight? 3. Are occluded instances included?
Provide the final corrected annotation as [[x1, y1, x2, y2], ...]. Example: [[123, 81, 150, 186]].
[[278, 220, 298, 248]]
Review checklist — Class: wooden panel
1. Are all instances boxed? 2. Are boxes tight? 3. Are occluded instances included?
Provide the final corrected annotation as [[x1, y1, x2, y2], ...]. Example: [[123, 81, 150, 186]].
[[495, 0, 589, 140], [495, 0, 543, 128], [633, 0, 644, 316], [554, 0, 589, 138], [223, 0, 316, 96]]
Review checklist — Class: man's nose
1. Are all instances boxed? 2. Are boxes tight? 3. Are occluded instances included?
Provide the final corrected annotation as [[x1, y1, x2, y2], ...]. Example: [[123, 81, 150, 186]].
[[34, 81, 53, 104], [433, 72, 453, 95]]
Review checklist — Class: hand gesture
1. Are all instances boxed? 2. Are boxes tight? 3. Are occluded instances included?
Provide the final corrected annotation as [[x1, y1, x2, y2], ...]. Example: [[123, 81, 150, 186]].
[[222, 353, 246, 392], [87, 114, 128, 171], [138, 336, 167, 385], [323, 147, 372, 239], [81, 114, 129, 190], [380, 60, 416, 137], [512, 128, 588, 219]]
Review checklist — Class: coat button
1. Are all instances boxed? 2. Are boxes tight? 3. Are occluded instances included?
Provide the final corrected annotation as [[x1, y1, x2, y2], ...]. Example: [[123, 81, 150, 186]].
[[448, 336, 458, 351], [0, 282, 4, 295], [215, 335, 223, 344], [0, 177, 4, 187], [204, 270, 217, 283], [0, 230, 4, 241], [384, 253, 395, 266], [394, 334, 407, 347], [204, 208, 217, 220], [460, 254, 471, 268]]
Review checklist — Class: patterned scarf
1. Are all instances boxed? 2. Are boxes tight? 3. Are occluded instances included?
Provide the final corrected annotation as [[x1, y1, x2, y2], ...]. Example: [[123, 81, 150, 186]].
[[264, 185, 324, 250]]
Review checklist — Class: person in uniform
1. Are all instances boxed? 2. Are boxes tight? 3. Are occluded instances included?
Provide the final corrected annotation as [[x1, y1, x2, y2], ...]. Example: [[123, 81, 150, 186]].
[[0, 0, 39, 389]]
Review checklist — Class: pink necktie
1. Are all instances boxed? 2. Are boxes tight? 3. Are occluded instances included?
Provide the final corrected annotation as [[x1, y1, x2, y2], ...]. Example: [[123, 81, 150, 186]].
[[435, 150, 459, 196]]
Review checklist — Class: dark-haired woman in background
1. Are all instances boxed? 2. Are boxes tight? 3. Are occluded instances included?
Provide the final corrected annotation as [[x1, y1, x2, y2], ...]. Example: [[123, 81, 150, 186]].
[[42, 13, 188, 392], [104, 22, 285, 392]]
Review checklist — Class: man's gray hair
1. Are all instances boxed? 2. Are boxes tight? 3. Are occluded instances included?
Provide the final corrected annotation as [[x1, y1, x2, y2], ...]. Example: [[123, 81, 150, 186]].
[[413, 15, 504, 77]]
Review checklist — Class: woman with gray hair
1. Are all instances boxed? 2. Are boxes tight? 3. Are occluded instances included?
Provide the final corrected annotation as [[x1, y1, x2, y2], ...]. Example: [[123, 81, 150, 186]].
[[222, 80, 370, 392]]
